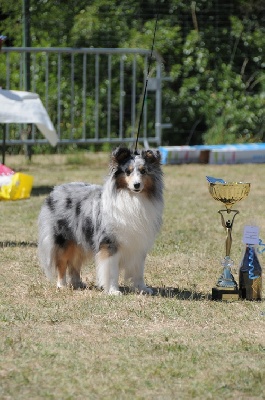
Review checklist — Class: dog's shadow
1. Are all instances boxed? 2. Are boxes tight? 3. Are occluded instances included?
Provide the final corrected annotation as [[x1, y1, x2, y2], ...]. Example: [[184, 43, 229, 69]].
[[31, 185, 53, 196], [120, 286, 210, 300], [0, 241, 37, 248]]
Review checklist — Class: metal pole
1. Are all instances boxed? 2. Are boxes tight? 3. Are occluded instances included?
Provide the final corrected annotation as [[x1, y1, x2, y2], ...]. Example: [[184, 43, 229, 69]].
[[2, 125, 6, 165], [22, 0, 31, 91], [155, 61, 162, 146], [22, 0, 32, 159], [1, 37, 7, 163]]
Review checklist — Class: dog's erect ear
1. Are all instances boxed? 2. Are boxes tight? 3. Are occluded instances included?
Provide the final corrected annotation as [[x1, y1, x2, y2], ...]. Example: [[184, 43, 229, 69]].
[[111, 147, 132, 165], [142, 149, 161, 165]]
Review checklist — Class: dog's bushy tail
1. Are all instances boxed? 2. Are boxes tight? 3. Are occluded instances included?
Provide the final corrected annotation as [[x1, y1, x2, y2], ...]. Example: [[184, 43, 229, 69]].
[[38, 206, 57, 281]]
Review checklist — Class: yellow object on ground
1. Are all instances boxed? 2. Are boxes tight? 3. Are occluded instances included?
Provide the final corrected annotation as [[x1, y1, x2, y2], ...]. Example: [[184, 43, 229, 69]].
[[0, 173, 34, 200]]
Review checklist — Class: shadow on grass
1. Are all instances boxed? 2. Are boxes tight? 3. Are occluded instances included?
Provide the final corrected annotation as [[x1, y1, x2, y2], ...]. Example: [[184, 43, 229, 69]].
[[0, 241, 37, 248], [31, 185, 54, 196], [120, 285, 211, 300], [152, 286, 211, 300], [64, 281, 210, 300]]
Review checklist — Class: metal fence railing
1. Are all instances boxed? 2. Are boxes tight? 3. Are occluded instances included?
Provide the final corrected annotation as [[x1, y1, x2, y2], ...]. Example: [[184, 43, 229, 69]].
[[1, 47, 165, 148]]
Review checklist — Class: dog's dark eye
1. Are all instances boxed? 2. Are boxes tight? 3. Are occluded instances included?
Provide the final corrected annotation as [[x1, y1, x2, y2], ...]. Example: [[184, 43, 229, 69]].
[[140, 168, 146, 175], [125, 169, 131, 176]]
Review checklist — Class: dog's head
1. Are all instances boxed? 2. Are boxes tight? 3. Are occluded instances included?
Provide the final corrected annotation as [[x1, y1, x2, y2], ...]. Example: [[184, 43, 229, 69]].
[[109, 147, 162, 195]]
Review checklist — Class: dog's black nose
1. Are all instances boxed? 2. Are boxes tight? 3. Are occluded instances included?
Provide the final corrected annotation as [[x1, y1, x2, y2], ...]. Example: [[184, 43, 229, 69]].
[[134, 183, 140, 189]]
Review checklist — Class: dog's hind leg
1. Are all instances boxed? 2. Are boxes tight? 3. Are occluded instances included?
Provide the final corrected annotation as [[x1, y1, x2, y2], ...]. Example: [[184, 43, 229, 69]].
[[68, 264, 86, 289], [96, 250, 121, 295], [55, 242, 85, 289], [64, 242, 87, 289], [55, 249, 68, 289]]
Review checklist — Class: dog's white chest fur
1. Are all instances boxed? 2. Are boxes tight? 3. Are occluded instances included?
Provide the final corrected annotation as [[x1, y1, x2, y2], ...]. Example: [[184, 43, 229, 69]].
[[103, 189, 162, 251]]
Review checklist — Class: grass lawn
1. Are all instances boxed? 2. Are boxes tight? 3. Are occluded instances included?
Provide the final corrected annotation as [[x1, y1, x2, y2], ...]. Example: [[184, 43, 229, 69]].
[[1, 152, 265, 399]]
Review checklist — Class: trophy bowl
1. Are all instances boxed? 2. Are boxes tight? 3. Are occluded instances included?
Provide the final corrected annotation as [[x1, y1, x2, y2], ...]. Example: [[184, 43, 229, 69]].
[[208, 182, 250, 211]]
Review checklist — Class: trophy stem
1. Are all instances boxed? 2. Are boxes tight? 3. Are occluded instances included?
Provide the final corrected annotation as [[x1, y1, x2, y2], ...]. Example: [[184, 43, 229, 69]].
[[218, 209, 239, 257]]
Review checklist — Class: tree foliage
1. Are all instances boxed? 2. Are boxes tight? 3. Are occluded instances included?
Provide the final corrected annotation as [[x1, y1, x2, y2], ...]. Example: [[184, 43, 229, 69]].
[[0, 0, 264, 145]]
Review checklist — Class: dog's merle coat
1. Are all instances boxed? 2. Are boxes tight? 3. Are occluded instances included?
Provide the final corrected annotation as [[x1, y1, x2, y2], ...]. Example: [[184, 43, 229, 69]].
[[38, 147, 164, 294]]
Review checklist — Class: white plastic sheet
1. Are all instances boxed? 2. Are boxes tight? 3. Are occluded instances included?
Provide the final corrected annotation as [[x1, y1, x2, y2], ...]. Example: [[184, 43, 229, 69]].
[[0, 89, 58, 146]]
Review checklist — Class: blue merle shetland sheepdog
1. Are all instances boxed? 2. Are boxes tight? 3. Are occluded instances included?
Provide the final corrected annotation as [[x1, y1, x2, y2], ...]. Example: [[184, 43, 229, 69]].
[[38, 147, 164, 295]]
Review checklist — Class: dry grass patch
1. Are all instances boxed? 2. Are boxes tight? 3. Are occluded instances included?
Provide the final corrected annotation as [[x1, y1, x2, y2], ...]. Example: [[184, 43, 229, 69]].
[[1, 153, 265, 399]]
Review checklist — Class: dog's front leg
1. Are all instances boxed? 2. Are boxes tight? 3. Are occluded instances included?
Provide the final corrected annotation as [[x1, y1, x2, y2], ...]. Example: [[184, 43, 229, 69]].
[[96, 251, 121, 295], [131, 254, 153, 295]]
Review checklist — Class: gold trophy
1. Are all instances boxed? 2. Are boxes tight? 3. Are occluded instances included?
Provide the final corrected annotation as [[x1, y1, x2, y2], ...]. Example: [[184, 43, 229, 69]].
[[207, 178, 251, 301]]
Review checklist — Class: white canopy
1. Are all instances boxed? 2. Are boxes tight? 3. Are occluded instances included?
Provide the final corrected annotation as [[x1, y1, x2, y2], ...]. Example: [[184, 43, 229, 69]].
[[0, 89, 58, 146]]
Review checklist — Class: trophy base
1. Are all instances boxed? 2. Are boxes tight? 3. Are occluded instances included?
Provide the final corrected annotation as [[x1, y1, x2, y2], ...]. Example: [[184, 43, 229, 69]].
[[212, 287, 239, 301]]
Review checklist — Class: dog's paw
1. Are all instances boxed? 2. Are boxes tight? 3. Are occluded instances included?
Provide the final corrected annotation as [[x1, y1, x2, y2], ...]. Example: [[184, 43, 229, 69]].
[[57, 282, 67, 289], [139, 286, 153, 295], [79, 281, 87, 289], [108, 288, 122, 296], [70, 281, 87, 290]]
